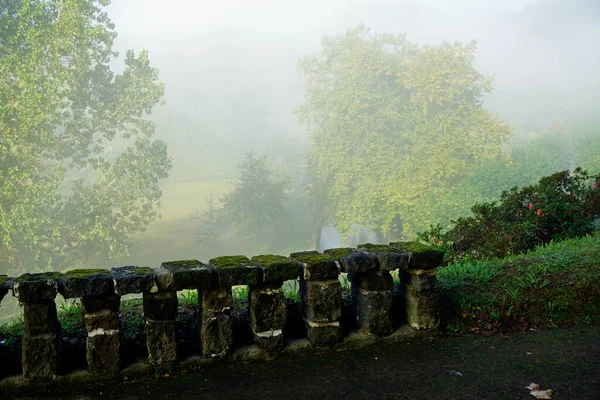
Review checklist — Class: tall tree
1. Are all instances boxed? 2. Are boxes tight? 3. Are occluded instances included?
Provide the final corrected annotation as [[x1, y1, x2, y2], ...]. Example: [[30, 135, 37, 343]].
[[0, 0, 170, 274], [297, 25, 512, 240]]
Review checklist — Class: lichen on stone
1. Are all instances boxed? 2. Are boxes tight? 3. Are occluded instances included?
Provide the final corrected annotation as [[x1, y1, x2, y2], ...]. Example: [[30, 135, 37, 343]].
[[289, 251, 333, 264], [357, 244, 397, 253], [323, 247, 357, 260], [389, 241, 443, 256], [16, 272, 63, 283], [209, 255, 252, 269], [162, 260, 202, 269], [64, 269, 111, 280]]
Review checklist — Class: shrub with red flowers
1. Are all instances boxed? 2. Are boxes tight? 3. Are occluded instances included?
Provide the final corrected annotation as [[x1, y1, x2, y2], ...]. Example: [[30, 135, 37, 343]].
[[419, 168, 600, 260]]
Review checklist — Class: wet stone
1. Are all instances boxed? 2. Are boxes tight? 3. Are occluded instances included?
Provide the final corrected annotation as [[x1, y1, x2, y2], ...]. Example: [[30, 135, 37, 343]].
[[357, 244, 409, 271], [14, 272, 61, 303], [401, 269, 437, 291], [389, 241, 444, 270], [305, 321, 341, 347], [201, 287, 233, 312], [84, 310, 119, 332], [160, 260, 215, 291], [22, 333, 60, 381], [82, 294, 121, 313], [254, 329, 284, 352], [357, 289, 393, 337], [58, 269, 114, 299], [405, 287, 440, 330], [23, 300, 60, 336], [209, 256, 262, 287], [324, 248, 379, 274], [300, 280, 342, 323], [289, 251, 338, 281], [146, 319, 177, 365], [111, 266, 157, 295], [251, 255, 302, 283], [200, 310, 232, 357], [143, 291, 178, 321], [87, 331, 120, 374], [351, 270, 393, 291], [249, 284, 286, 333]]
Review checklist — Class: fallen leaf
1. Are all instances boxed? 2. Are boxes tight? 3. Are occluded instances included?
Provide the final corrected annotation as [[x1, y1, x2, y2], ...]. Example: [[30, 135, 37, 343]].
[[526, 383, 540, 390], [530, 389, 554, 399]]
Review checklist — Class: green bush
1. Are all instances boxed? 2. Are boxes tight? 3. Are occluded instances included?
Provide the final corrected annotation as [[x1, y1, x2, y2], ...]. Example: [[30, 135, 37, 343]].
[[420, 168, 600, 260]]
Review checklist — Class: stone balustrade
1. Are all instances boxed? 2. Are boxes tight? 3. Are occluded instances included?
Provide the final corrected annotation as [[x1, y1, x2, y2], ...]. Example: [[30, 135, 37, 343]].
[[0, 242, 444, 386]]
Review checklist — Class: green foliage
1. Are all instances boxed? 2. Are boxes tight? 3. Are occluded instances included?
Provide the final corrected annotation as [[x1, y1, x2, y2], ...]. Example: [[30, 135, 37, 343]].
[[422, 168, 600, 260], [297, 25, 512, 239], [0, 0, 171, 275]]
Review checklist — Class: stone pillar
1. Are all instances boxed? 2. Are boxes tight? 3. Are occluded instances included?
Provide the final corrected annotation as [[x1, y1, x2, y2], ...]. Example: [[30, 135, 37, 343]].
[[143, 291, 178, 366], [14, 273, 61, 381], [353, 271, 393, 336], [250, 255, 302, 351], [58, 269, 120, 374], [291, 251, 341, 347]]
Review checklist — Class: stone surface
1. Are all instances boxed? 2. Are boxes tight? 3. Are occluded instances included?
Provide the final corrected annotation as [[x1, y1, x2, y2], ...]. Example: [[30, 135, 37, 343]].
[[160, 260, 215, 291], [405, 287, 440, 330], [305, 320, 341, 347], [58, 269, 114, 299], [357, 289, 393, 337], [208, 256, 262, 287], [324, 248, 379, 274], [146, 319, 177, 365], [253, 329, 284, 352], [401, 269, 437, 291], [0, 275, 9, 302], [22, 333, 60, 381], [201, 287, 232, 312], [82, 294, 121, 313], [300, 280, 341, 322], [251, 255, 302, 283], [23, 300, 59, 336], [289, 251, 338, 281], [111, 266, 157, 295], [249, 285, 286, 333], [86, 331, 120, 374], [389, 241, 444, 270], [351, 270, 393, 291], [14, 272, 61, 303], [143, 291, 178, 321], [84, 310, 119, 332], [200, 310, 232, 357], [357, 244, 409, 271]]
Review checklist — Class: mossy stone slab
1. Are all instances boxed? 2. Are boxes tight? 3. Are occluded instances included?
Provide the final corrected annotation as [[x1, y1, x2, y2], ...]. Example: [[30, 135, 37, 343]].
[[389, 242, 444, 270], [357, 244, 409, 271], [324, 248, 379, 274], [208, 256, 262, 287], [58, 269, 114, 299], [251, 255, 302, 283], [161, 260, 215, 291], [111, 266, 157, 295], [14, 272, 62, 303], [289, 251, 338, 281]]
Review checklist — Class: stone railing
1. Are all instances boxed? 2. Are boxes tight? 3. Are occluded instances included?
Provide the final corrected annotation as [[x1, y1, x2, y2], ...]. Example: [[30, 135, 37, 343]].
[[0, 242, 444, 385]]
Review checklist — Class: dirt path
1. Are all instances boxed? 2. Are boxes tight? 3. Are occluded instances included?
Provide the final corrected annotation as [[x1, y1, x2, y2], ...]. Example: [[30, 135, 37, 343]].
[[5, 325, 600, 400]]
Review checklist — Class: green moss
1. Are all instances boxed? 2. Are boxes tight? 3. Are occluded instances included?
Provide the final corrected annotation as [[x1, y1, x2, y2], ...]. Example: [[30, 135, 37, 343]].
[[16, 272, 62, 283], [130, 266, 154, 275], [252, 254, 292, 269], [289, 251, 333, 264], [357, 243, 397, 253], [390, 241, 444, 256], [323, 247, 357, 260], [64, 268, 110, 279], [252, 254, 302, 281], [162, 260, 202, 269], [0, 275, 7, 287], [209, 255, 251, 269]]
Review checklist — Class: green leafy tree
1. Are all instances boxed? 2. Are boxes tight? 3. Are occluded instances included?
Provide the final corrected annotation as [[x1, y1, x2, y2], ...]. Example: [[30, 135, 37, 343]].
[[297, 25, 512, 240], [0, 0, 170, 274]]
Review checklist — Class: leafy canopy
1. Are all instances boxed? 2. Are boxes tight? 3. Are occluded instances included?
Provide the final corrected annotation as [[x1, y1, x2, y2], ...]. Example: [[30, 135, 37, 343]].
[[0, 0, 170, 274]]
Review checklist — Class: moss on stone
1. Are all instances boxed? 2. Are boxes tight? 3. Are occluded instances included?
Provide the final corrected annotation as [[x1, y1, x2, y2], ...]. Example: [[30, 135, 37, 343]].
[[323, 248, 357, 260], [357, 244, 397, 253], [64, 269, 111, 279], [252, 255, 291, 269], [209, 255, 252, 269], [289, 251, 333, 264], [252, 254, 301, 282], [16, 272, 63, 283], [162, 260, 202, 269], [389, 241, 443, 256], [130, 266, 154, 275], [0, 275, 7, 287]]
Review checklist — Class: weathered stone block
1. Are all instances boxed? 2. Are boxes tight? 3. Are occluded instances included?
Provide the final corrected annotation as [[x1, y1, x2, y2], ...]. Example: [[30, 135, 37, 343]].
[[143, 291, 178, 321], [405, 287, 440, 330], [209, 256, 262, 287], [82, 294, 121, 313], [111, 266, 157, 295], [160, 260, 215, 291], [23, 300, 59, 336], [401, 269, 437, 291], [357, 244, 409, 271], [389, 241, 444, 270], [200, 310, 232, 357], [290, 251, 338, 280], [86, 331, 120, 374], [351, 270, 393, 291], [305, 321, 341, 347], [58, 269, 114, 299], [324, 248, 379, 274], [14, 272, 61, 303], [249, 284, 286, 333], [146, 319, 177, 365], [251, 255, 302, 283], [253, 329, 284, 352], [84, 310, 119, 332], [357, 289, 393, 337], [300, 280, 341, 322], [201, 287, 232, 312], [22, 333, 60, 381], [0, 275, 9, 302]]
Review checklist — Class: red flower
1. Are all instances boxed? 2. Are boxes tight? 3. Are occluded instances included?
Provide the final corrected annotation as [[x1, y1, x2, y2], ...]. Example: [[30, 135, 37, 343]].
[[528, 203, 533, 209], [569, 192, 574, 196], [536, 209, 542, 216], [594, 182, 599, 189]]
